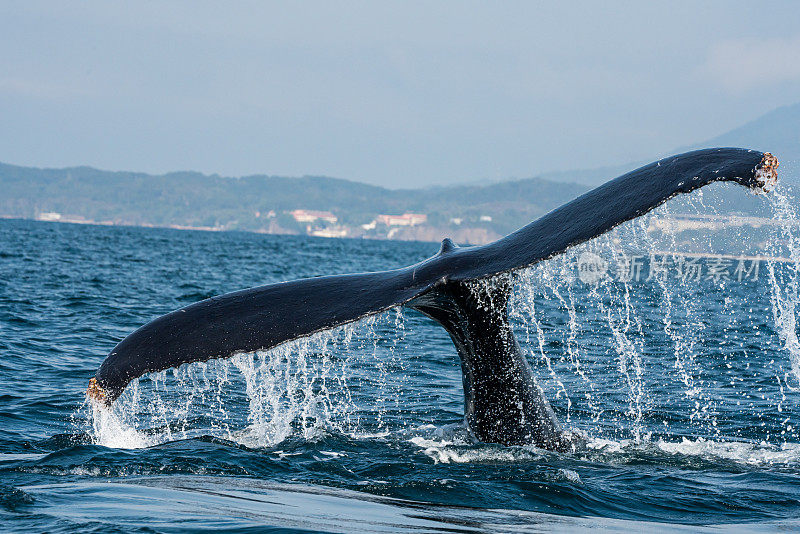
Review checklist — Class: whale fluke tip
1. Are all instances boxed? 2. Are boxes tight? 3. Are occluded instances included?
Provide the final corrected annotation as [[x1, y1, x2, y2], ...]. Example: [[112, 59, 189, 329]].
[[754, 152, 779, 193], [87, 377, 110, 406]]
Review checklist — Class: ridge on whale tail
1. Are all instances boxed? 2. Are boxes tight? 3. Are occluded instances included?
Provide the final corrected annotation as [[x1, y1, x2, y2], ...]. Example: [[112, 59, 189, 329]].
[[88, 148, 778, 450]]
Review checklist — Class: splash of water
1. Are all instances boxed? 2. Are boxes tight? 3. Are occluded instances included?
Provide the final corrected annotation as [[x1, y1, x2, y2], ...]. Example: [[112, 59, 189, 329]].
[[85, 311, 410, 449], [84, 181, 800, 456], [765, 182, 800, 386], [508, 182, 800, 445]]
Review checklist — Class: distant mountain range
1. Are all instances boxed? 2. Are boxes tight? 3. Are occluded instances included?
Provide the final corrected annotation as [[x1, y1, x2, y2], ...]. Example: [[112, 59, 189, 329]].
[[687, 102, 800, 166], [0, 161, 588, 243], [549, 101, 800, 187], [1, 102, 797, 244]]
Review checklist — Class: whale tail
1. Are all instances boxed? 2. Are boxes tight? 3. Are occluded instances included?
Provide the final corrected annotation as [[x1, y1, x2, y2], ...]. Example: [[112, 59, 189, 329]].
[[409, 274, 578, 450], [88, 149, 778, 448]]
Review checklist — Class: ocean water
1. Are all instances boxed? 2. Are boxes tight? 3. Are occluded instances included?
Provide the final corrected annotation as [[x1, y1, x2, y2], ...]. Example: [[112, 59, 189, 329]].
[[2, 183, 800, 532]]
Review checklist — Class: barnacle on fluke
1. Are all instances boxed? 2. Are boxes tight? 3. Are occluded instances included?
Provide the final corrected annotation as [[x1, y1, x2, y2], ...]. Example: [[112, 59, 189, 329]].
[[755, 152, 779, 192], [86, 377, 108, 405]]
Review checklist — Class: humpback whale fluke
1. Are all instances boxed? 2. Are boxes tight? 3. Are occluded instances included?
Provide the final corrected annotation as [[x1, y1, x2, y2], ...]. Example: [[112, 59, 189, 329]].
[[88, 148, 778, 450]]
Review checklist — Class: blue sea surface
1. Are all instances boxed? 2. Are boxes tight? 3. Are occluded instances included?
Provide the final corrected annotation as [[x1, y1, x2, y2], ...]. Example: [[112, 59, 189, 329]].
[[2, 191, 800, 532]]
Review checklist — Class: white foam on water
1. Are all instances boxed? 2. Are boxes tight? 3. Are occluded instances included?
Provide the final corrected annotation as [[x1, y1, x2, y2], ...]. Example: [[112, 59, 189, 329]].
[[408, 436, 546, 464], [406, 427, 800, 468], [89, 407, 152, 449], [87, 381, 154, 449], [586, 435, 800, 467], [655, 436, 800, 466], [558, 468, 582, 483]]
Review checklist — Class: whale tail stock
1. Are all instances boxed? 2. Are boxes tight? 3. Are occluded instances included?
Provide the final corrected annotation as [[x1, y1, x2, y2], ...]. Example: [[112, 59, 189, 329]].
[[88, 148, 778, 449], [408, 275, 577, 450]]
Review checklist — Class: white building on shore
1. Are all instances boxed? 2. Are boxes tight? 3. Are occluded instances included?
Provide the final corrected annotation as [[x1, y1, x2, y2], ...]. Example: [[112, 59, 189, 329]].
[[290, 209, 338, 224], [376, 213, 427, 226]]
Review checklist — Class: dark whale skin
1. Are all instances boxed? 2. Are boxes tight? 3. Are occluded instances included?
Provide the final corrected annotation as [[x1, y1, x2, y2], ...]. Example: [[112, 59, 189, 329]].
[[90, 148, 777, 449]]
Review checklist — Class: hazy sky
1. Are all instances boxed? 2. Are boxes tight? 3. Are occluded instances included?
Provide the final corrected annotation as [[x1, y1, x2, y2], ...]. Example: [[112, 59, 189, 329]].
[[2, 1, 799, 187]]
